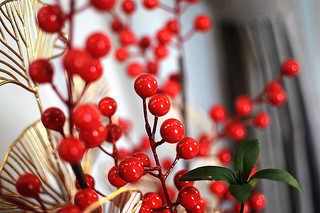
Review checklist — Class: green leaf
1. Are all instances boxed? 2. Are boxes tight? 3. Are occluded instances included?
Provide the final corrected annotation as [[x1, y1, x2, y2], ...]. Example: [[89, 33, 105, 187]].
[[249, 168, 303, 192], [234, 139, 260, 183], [179, 166, 237, 184], [229, 183, 252, 203]]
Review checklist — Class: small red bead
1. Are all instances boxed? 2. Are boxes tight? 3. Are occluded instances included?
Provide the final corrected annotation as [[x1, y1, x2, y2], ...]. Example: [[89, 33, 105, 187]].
[[131, 152, 150, 167], [75, 174, 95, 190], [178, 186, 201, 209], [209, 181, 228, 196], [265, 81, 283, 92], [106, 124, 123, 142], [157, 28, 172, 45], [281, 59, 300, 77], [161, 158, 172, 171], [79, 122, 107, 148], [80, 59, 103, 83], [227, 122, 247, 141], [186, 198, 206, 213], [98, 97, 117, 117], [235, 95, 253, 117], [115, 47, 129, 61], [267, 88, 287, 106], [57, 205, 81, 213], [119, 30, 136, 46], [254, 112, 271, 128], [127, 62, 144, 78], [197, 134, 211, 146], [74, 188, 99, 210], [37, 5, 64, 33], [148, 94, 171, 117], [217, 148, 232, 165], [108, 165, 127, 187], [249, 192, 266, 211], [139, 36, 152, 49], [140, 135, 151, 150], [41, 107, 66, 131], [118, 157, 144, 182], [160, 118, 185, 143], [163, 80, 181, 98], [122, 0, 136, 14], [209, 105, 227, 122], [194, 15, 211, 32], [154, 45, 169, 59], [143, 0, 159, 9], [16, 173, 41, 198], [174, 170, 194, 190], [176, 137, 199, 159], [29, 59, 54, 84], [73, 104, 101, 130], [86, 32, 111, 58], [118, 118, 132, 132], [90, 0, 117, 11], [58, 137, 86, 164], [143, 192, 162, 209], [166, 19, 180, 34], [134, 74, 158, 98], [63, 49, 91, 75], [111, 17, 123, 32], [146, 61, 159, 75]]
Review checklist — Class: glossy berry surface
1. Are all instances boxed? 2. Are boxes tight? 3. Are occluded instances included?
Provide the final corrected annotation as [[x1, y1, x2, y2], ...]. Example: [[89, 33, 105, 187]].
[[16, 173, 41, 198], [29, 59, 54, 84], [163, 80, 181, 97], [115, 47, 129, 61], [139, 204, 152, 213], [143, 192, 162, 209], [108, 165, 127, 187], [160, 118, 185, 143], [106, 124, 122, 142], [147, 61, 158, 75], [90, 0, 117, 11], [86, 32, 111, 58], [154, 45, 169, 59], [74, 188, 99, 210], [80, 59, 103, 83], [131, 152, 150, 167], [254, 112, 270, 128], [176, 137, 199, 159], [217, 148, 232, 164], [157, 29, 172, 45], [41, 107, 66, 131], [118, 157, 144, 182], [281, 59, 300, 77], [209, 105, 227, 122], [37, 5, 64, 33], [134, 74, 158, 98], [79, 122, 107, 148], [111, 18, 123, 32], [209, 181, 228, 196], [73, 104, 101, 130], [119, 30, 136, 46], [234, 202, 251, 213], [63, 49, 91, 75], [122, 0, 135, 14], [174, 170, 194, 190], [228, 122, 246, 141], [186, 198, 206, 213], [267, 88, 287, 106], [235, 95, 253, 117], [178, 186, 201, 209], [127, 62, 144, 78], [249, 192, 266, 211], [148, 94, 170, 116], [75, 174, 95, 190], [98, 97, 117, 117], [58, 137, 86, 164], [143, 0, 159, 9], [166, 19, 179, 34], [57, 205, 81, 213], [194, 15, 211, 32]]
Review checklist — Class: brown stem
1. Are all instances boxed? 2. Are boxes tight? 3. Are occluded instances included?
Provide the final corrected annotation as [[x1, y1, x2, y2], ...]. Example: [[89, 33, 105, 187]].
[[159, 3, 175, 13], [164, 157, 180, 179], [51, 84, 67, 104], [99, 145, 113, 157], [35, 195, 47, 213], [152, 116, 158, 136]]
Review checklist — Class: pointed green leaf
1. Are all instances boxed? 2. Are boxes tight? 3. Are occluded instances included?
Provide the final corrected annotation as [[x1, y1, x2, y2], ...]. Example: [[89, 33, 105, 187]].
[[229, 183, 252, 203], [249, 168, 303, 192], [179, 166, 237, 184], [234, 139, 260, 183]]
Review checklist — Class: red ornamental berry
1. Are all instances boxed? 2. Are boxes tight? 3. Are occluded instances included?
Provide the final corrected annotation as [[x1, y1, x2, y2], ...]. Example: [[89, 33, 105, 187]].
[[41, 107, 66, 131], [122, 0, 135, 14], [157, 28, 172, 45], [118, 148, 130, 159], [111, 17, 123, 32], [73, 104, 101, 130], [118, 157, 144, 182], [228, 122, 246, 141], [209, 181, 228, 196], [119, 30, 136, 46], [187, 198, 206, 213], [161, 158, 172, 171], [75, 174, 95, 190], [194, 14, 211, 32], [249, 192, 266, 211], [141, 135, 151, 150], [209, 105, 227, 122], [198, 134, 210, 146], [37, 5, 64, 33], [90, 0, 117, 11], [127, 62, 144, 78], [131, 152, 150, 167], [281, 59, 300, 77], [80, 59, 103, 83], [29, 59, 54, 84], [235, 95, 253, 117], [63, 49, 91, 75], [267, 88, 287, 106], [143, 0, 159, 9], [154, 45, 169, 59], [178, 186, 201, 209], [79, 122, 107, 148], [86, 32, 111, 58], [174, 170, 194, 190], [134, 74, 158, 98], [198, 144, 210, 157], [160, 118, 185, 143], [16, 173, 41, 198], [108, 165, 127, 187], [166, 19, 179, 34], [176, 137, 199, 159], [254, 112, 271, 128], [147, 61, 158, 75], [163, 80, 181, 98], [58, 137, 86, 164], [118, 118, 132, 132], [115, 47, 129, 61], [139, 36, 152, 49], [106, 124, 122, 142], [148, 94, 170, 117], [265, 81, 283, 92], [143, 192, 162, 209], [74, 188, 99, 210], [98, 97, 117, 117], [57, 205, 81, 213], [234, 202, 251, 213], [139, 204, 152, 213], [217, 148, 232, 165]]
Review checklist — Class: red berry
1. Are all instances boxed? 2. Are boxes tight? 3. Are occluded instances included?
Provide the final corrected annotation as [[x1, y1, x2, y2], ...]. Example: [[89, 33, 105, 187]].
[[41, 107, 66, 131], [143, 0, 159, 9], [154, 45, 169, 59], [209, 105, 227, 122], [254, 112, 270, 128], [75, 174, 95, 190], [118, 118, 132, 132], [281, 59, 300, 77], [267, 88, 287, 106], [80, 59, 103, 83], [209, 181, 228, 196], [134, 74, 158, 98], [140, 135, 151, 150], [139, 36, 152, 49], [197, 144, 210, 157], [157, 28, 172, 45], [131, 153, 150, 167], [227, 122, 246, 141], [115, 47, 129, 61], [217, 148, 232, 165], [127, 62, 144, 78], [147, 61, 159, 75], [235, 95, 253, 117], [143, 192, 162, 209], [163, 80, 181, 98], [16, 173, 41, 198], [139, 204, 152, 213], [148, 94, 170, 116], [108, 165, 127, 187], [188, 0, 201, 3], [174, 170, 194, 190], [111, 17, 123, 32], [161, 157, 172, 171], [176, 137, 199, 159], [90, 0, 117, 11], [194, 15, 211, 32], [73, 104, 101, 130], [118, 157, 144, 182], [63, 49, 91, 75], [37, 5, 64, 33], [178, 186, 201, 209], [79, 122, 107, 148], [58, 137, 86, 164], [86, 32, 111, 58], [198, 134, 210, 146], [249, 192, 266, 211], [166, 19, 179, 34], [265, 81, 283, 92], [29, 59, 54, 84], [122, 0, 135, 14], [118, 148, 130, 159], [57, 205, 81, 213], [106, 124, 123, 142], [119, 30, 136, 46], [186, 198, 206, 213], [74, 188, 99, 210], [234, 202, 251, 213], [98, 97, 117, 117], [160, 118, 185, 143]]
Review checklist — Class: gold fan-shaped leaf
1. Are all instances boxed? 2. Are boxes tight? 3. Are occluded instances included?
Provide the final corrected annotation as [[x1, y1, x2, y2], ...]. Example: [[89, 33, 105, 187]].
[[0, 121, 74, 212], [0, 0, 66, 93]]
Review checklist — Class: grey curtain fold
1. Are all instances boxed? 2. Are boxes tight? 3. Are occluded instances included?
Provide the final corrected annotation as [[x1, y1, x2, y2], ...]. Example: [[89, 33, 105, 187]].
[[207, 0, 320, 212]]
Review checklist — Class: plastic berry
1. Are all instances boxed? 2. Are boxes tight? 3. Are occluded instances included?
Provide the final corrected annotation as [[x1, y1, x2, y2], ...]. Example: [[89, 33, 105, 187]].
[[281, 59, 300, 77], [118, 157, 144, 182], [57, 205, 82, 213], [194, 14, 211, 32], [249, 192, 266, 211], [106, 124, 123, 142], [143, 0, 159, 9], [143, 192, 162, 209], [41, 107, 66, 131], [108, 165, 127, 187], [160, 118, 185, 143], [235, 95, 253, 117], [163, 80, 181, 98], [131, 152, 150, 167], [254, 112, 271, 128], [29, 59, 54, 84], [148, 94, 170, 117], [267, 88, 287, 106], [166, 19, 179, 34], [176, 137, 199, 159], [198, 144, 210, 157], [75, 174, 95, 190], [86, 32, 111, 58], [234, 202, 251, 213], [122, 0, 135, 15], [157, 28, 172, 45], [111, 17, 123, 32], [58, 137, 86, 164], [80, 59, 103, 83], [115, 47, 129, 61], [16, 173, 41, 198], [161, 157, 173, 171], [147, 61, 158, 75], [74, 188, 99, 210], [209, 181, 228, 196], [178, 186, 201, 209], [198, 134, 210, 146], [174, 170, 194, 190], [118, 118, 132, 132], [37, 5, 64, 33], [186, 198, 206, 213], [134, 74, 158, 98], [98, 97, 117, 117], [90, 0, 117, 11], [217, 148, 232, 165], [154, 45, 169, 59], [139, 204, 152, 213], [63, 49, 91, 75], [79, 122, 107, 148], [227, 122, 246, 141], [265, 81, 283, 92], [73, 104, 101, 130], [209, 105, 227, 122], [139, 36, 152, 49], [140, 135, 151, 150], [119, 30, 136, 46], [127, 62, 144, 78]]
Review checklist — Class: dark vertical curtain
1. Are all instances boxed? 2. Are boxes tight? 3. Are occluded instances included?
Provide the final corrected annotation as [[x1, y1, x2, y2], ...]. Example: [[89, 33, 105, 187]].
[[207, 0, 320, 212]]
